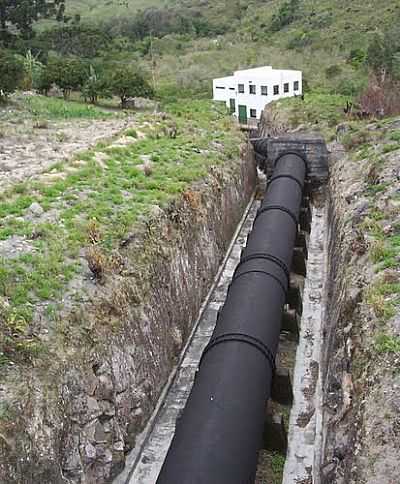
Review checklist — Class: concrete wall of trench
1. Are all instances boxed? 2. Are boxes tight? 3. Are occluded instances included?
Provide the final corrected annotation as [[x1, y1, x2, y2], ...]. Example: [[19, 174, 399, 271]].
[[0, 145, 257, 484]]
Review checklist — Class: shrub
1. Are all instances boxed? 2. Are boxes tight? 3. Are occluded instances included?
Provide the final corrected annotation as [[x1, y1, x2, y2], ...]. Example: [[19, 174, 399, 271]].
[[270, 0, 299, 32], [108, 66, 154, 108], [325, 65, 342, 79], [0, 49, 25, 99], [358, 76, 400, 117], [81, 66, 111, 104], [38, 55, 88, 99]]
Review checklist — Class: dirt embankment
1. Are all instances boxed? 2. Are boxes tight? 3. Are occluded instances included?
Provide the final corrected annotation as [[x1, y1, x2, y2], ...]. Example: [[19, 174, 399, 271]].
[[0, 140, 256, 483], [320, 126, 400, 484]]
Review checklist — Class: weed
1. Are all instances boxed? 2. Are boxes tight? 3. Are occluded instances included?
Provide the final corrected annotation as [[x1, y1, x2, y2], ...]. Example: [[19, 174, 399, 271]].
[[370, 240, 396, 264], [33, 119, 49, 129], [375, 334, 400, 354], [382, 143, 399, 154], [388, 131, 400, 142], [270, 452, 286, 474], [87, 218, 102, 245], [85, 245, 107, 281], [125, 128, 138, 138]]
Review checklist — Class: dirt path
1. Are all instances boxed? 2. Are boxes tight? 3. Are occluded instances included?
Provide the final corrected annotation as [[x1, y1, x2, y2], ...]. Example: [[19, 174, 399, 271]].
[[0, 116, 133, 192]]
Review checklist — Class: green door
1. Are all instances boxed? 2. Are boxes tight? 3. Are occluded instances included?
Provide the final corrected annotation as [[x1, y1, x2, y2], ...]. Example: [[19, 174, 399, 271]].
[[238, 105, 247, 124], [229, 98, 236, 114]]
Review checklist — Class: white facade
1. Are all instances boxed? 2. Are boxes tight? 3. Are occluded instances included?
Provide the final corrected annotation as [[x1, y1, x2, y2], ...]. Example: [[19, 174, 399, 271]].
[[212, 66, 302, 123]]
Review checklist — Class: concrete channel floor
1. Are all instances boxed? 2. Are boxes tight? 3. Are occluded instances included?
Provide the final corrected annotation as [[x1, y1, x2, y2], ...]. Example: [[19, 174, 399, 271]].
[[114, 198, 260, 484], [282, 204, 327, 484]]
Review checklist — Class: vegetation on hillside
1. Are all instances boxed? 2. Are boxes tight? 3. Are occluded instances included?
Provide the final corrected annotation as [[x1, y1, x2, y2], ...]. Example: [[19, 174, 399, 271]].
[[1, 0, 400, 107]]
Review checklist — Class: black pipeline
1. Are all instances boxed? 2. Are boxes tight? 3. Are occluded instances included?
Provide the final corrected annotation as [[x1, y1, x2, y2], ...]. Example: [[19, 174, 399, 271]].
[[157, 153, 307, 484]]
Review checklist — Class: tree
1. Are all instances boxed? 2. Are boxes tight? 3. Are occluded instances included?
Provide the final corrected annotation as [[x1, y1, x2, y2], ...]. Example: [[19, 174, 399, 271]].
[[36, 25, 111, 58], [81, 66, 111, 104], [0, 0, 65, 45], [37, 55, 88, 98], [366, 27, 400, 83], [17, 49, 44, 90], [0, 49, 24, 99], [108, 66, 154, 108]]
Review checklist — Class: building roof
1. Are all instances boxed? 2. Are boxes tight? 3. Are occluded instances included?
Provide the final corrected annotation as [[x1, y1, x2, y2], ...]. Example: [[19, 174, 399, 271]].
[[214, 66, 301, 83]]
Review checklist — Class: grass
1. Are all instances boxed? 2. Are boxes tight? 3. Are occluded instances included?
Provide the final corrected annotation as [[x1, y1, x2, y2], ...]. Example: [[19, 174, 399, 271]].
[[0, 99, 242, 366], [23, 95, 113, 120], [0, 94, 114, 128], [268, 91, 350, 137], [375, 334, 400, 354]]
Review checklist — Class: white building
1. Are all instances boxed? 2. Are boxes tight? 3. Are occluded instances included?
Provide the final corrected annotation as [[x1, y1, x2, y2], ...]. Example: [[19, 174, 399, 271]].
[[212, 66, 302, 124]]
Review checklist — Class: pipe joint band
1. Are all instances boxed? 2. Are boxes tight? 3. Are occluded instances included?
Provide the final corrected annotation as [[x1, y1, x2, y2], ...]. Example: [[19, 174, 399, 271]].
[[257, 205, 299, 228], [232, 269, 288, 296], [200, 332, 276, 372], [239, 252, 290, 281]]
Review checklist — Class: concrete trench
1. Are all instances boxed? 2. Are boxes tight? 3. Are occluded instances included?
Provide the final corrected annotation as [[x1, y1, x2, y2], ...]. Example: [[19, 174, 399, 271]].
[[114, 134, 346, 484]]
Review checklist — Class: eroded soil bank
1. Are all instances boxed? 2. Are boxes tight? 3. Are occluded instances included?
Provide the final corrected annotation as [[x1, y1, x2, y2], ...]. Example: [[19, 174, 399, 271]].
[[319, 129, 400, 484], [0, 137, 256, 483]]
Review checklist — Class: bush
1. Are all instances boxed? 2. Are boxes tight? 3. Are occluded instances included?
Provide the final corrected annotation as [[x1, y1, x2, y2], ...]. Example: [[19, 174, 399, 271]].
[[358, 76, 400, 117], [270, 0, 299, 32], [39, 55, 88, 99], [81, 66, 111, 104], [0, 49, 25, 99], [325, 65, 342, 79], [108, 66, 154, 108]]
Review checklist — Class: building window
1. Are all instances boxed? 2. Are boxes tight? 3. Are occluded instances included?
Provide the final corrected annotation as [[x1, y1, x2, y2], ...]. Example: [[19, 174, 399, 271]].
[[250, 109, 257, 118], [273, 85, 279, 95], [294, 81, 299, 91], [216, 86, 225, 90], [249, 84, 256, 95], [238, 84, 245, 93], [261, 85, 268, 96], [284, 83, 289, 93]]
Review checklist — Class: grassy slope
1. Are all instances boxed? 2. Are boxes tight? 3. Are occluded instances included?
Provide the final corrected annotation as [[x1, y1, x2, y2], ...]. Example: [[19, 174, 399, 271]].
[[0, 97, 241, 365]]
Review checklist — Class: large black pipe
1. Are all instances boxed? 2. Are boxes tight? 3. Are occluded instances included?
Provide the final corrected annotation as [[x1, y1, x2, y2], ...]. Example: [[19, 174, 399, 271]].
[[157, 153, 306, 484]]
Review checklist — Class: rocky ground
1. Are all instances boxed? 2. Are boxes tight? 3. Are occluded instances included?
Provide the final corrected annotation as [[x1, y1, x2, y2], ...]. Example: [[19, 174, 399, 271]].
[[0, 112, 134, 192]]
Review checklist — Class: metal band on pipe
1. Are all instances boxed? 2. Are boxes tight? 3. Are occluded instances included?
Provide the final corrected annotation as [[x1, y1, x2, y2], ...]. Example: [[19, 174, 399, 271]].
[[257, 205, 299, 227], [200, 332, 276, 372], [238, 252, 290, 281], [232, 269, 288, 296]]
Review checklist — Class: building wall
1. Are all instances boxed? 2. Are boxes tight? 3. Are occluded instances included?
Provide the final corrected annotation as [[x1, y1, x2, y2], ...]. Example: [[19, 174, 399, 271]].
[[212, 68, 302, 121]]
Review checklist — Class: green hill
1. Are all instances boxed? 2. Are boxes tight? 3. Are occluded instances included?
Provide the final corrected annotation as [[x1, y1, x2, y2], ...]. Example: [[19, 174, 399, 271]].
[[66, 0, 168, 21], [63, 0, 399, 95]]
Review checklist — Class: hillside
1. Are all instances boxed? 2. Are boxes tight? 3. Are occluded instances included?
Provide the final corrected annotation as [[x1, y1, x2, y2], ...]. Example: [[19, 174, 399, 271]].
[[63, 0, 400, 94], [66, 0, 168, 21]]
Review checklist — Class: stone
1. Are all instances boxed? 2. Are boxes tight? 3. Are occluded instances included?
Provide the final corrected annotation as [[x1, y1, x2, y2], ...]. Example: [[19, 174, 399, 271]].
[[28, 202, 44, 217], [85, 442, 97, 461], [94, 422, 108, 443], [96, 374, 114, 401]]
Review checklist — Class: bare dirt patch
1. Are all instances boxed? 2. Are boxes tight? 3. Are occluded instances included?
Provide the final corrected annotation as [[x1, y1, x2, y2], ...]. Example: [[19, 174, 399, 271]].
[[0, 116, 133, 192]]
